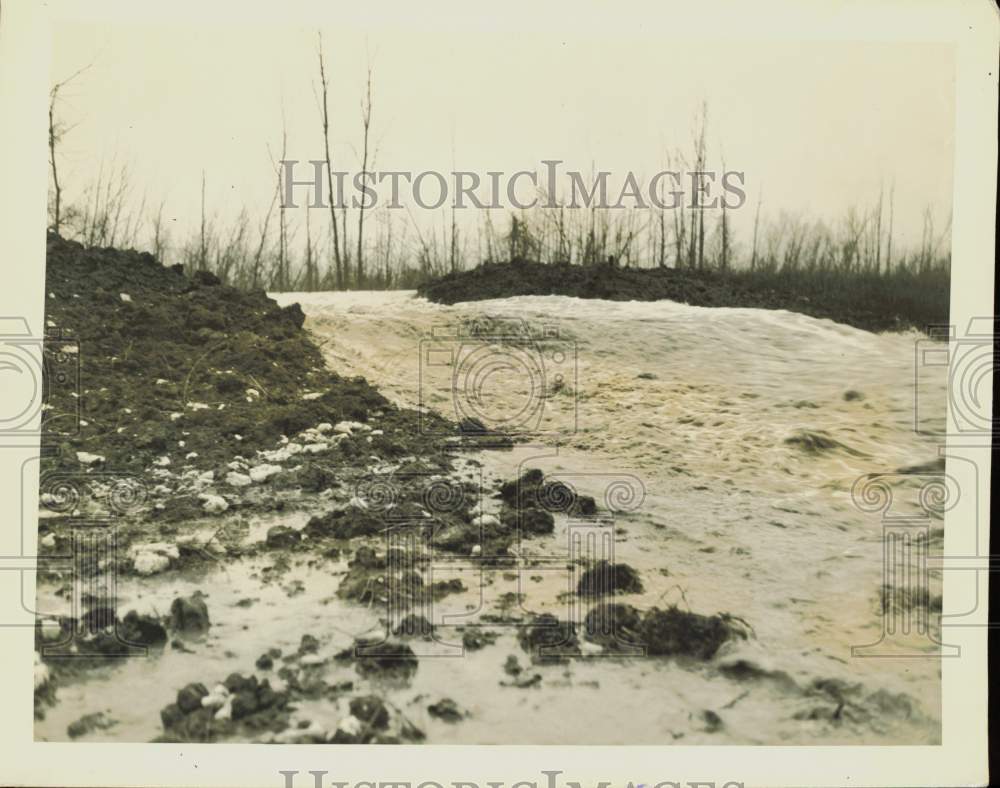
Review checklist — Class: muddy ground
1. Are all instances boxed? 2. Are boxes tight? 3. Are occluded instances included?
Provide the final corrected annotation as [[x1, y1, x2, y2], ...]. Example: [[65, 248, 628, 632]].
[[416, 259, 949, 333], [36, 235, 770, 745]]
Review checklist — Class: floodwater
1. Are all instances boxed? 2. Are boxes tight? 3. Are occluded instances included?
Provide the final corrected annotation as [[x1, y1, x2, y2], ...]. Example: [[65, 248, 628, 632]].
[[36, 291, 947, 744]]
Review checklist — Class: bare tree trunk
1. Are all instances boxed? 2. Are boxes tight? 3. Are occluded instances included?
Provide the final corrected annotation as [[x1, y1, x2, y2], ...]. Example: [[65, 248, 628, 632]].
[[318, 34, 344, 289], [356, 64, 373, 287], [199, 170, 207, 271]]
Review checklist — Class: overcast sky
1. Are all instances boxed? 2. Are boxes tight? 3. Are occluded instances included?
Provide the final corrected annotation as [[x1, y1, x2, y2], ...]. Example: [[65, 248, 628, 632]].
[[50, 18, 955, 259]]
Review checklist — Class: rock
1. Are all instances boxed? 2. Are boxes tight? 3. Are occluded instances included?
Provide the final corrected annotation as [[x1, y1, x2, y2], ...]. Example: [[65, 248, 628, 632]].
[[503, 655, 522, 676], [177, 682, 209, 713], [427, 698, 463, 722], [133, 552, 171, 576], [169, 594, 210, 635], [498, 468, 544, 506], [330, 714, 364, 743], [249, 463, 282, 483], [226, 471, 252, 487], [200, 494, 229, 514], [76, 452, 105, 465], [265, 525, 301, 549], [576, 561, 644, 596], [843, 390, 865, 401], [349, 695, 390, 730]]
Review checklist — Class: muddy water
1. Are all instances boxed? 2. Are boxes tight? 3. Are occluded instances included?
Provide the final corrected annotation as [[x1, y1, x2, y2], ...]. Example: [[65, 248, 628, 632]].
[[36, 291, 946, 744]]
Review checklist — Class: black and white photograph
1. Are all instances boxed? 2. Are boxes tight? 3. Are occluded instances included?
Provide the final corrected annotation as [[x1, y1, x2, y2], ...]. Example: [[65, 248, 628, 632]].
[[0, 1, 995, 786]]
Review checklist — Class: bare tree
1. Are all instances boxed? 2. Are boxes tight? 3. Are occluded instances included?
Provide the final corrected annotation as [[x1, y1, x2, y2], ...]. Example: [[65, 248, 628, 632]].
[[317, 33, 344, 289], [48, 63, 91, 235], [356, 61, 374, 287]]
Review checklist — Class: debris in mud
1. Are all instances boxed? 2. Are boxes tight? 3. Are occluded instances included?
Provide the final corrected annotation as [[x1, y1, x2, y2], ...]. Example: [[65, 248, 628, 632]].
[[783, 429, 866, 457], [393, 614, 435, 639], [265, 525, 301, 549], [158, 672, 291, 742], [461, 628, 499, 651], [517, 613, 581, 663], [428, 698, 465, 722], [638, 607, 747, 660], [843, 390, 865, 402], [498, 468, 598, 517], [576, 560, 644, 596], [349, 695, 390, 730], [334, 638, 418, 680], [582, 602, 644, 650], [67, 710, 117, 739], [169, 593, 210, 635], [697, 709, 724, 733]]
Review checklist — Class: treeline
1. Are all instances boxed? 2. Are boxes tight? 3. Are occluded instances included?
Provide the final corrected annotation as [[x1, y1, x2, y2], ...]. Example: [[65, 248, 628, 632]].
[[47, 53, 950, 293]]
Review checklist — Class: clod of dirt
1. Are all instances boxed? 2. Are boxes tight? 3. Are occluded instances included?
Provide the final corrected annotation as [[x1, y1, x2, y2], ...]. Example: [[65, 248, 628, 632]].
[[500, 505, 555, 535], [349, 695, 390, 730], [576, 561, 644, 596], [67, 710, 117, 739], [393, 614, 435, 639], [428, 698, 464, 722], [699, 709, 724, 732], [265, 525, 301, 549], [334, 638, 418, 680], [582, 602, 643, 650], [169, 594, 210, 635], [177, 683, 209, 713], [517, 613, 580, 663], [298, 634, 320, 655], [638, 606, 746, 660], [783, 429, 865, 457], [304, 506, 385, 539], [843, 390, 865, 401], [120, 610, 169, 648], [461, 629, 499, 651], [159, 672, 290, 742]]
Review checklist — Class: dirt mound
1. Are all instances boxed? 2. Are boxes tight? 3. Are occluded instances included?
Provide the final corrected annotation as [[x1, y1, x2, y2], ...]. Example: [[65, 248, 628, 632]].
[[42, 233, 454, 476], [417, 258, 948, 333]]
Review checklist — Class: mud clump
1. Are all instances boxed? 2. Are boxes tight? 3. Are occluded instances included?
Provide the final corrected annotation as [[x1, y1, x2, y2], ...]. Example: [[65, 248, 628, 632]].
[[335, 638, 419, 680], [265, 525, 301, 549], [582, 602, 748, 660], [169, 594, 210, 635], [784, 429, 866, 457], [428, 698, 464, 722], [499, 468, 598, 518], [393, 614, 435, 639], [582, 602, 644, 651], [67, 710, 117, 739], [638, 606, 746, 660], [576, 561, 644, 596], [517, 613, 581, 663], [349, 696, 390, 730], [158, 672, 290, 743]]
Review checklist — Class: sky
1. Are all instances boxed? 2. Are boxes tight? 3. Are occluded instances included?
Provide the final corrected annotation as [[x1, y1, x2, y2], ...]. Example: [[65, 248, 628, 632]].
[[49, 16, 956, 262]]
